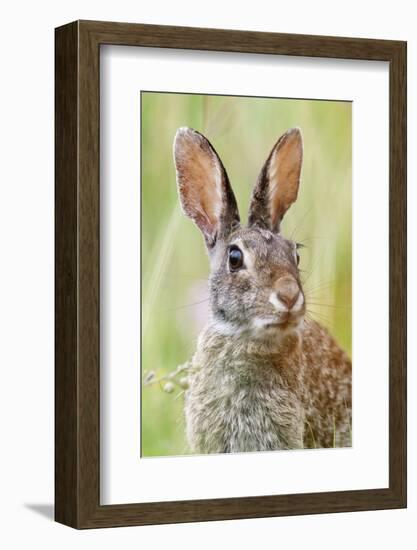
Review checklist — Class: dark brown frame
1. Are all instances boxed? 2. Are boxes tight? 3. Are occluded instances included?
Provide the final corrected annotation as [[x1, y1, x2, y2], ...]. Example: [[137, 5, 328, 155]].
[[55, 20, 407, 529]]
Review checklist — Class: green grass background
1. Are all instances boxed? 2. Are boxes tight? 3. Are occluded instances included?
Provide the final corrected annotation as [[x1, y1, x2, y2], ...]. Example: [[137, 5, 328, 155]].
[[141, 91, 352, 457]]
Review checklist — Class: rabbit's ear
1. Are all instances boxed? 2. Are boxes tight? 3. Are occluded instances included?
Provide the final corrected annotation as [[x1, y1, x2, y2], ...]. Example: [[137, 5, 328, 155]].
[[248, 128, 303, 232], [174, 127, 240, 248]]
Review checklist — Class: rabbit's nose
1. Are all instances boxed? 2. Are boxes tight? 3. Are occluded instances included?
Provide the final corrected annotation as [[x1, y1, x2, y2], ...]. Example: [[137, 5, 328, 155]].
[[274, 277, 301, 310]]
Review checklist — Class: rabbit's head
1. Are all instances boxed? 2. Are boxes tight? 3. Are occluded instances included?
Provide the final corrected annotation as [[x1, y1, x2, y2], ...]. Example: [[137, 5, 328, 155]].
[[174, 127, 305, 339]]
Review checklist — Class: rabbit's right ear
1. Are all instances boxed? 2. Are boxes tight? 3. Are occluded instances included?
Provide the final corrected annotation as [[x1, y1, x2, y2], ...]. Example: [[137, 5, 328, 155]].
[[248, 128, 303, 233], [174, 127, 240, 248]]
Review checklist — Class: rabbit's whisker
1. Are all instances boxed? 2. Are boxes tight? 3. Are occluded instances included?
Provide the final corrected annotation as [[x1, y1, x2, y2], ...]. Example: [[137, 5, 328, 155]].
[[307, 302, 351, 310], [305, 309, 332, 325], [296, 236, 329, 245], [170, 276, 208, 282], [299, 254, 323, 286], [158, 298, 210, 313], [285, 205, 315, 242], [304, 279, 336, 294]]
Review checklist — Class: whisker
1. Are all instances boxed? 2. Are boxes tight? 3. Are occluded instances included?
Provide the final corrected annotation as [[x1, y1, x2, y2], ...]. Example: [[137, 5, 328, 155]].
[[301, 264, 319, 286], [305, 309, 332, 325], [304, 291, 336, 302], [304, 279, 336, 294], [299, 252, 323, 286], [158, 298, 210, 313], [172, 275, 208, 281], [297, 236, 328, 245], [306, 305, 335, 318], [307, 302, 351, 310], [287, 205, 315, 242]]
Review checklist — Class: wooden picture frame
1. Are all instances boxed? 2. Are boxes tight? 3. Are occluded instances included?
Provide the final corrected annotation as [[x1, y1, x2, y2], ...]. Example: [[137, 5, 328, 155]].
[[55, 20, 407, 529]]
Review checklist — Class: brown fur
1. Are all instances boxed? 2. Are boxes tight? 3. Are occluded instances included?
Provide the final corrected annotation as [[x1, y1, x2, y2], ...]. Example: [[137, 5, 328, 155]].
[[185, 319, 351, 453]]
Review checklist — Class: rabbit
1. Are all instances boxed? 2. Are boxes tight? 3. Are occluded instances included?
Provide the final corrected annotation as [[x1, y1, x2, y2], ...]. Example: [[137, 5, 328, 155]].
[[173, 126, 352, 453]]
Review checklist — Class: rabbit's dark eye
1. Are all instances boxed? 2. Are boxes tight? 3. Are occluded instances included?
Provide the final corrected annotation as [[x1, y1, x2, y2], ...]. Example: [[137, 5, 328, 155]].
[[228, 246, 244, 271]]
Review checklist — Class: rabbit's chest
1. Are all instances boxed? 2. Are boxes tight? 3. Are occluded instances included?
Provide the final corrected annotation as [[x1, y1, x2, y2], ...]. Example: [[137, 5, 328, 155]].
[[185, 355, 303, 453]]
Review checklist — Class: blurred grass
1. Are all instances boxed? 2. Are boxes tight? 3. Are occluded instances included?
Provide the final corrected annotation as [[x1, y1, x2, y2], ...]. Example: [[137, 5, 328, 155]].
[[141, 91, 352, 457]]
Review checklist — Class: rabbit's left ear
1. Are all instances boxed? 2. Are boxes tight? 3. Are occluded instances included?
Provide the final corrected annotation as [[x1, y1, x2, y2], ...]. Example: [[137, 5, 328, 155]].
[[174, 127, 240, 249], [248, 128, 303, 232]]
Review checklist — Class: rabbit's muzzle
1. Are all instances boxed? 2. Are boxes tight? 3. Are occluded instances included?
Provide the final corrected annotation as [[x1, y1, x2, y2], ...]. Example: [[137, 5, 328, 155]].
[[265, 275, 305, 328], [274, 276, 301, 310]]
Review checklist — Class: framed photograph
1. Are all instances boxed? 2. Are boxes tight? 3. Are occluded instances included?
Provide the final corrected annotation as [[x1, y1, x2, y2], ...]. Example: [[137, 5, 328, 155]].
[[55, 20, 407, 528]]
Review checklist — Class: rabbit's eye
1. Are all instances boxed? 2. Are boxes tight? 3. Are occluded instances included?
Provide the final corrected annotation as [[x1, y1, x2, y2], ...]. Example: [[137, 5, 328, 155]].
[[228, 246, 244, 271]]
